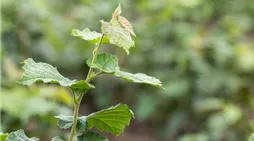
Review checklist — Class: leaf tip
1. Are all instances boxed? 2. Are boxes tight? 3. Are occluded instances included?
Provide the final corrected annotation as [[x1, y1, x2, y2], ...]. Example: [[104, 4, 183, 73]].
[[112, 4, 122, 18]]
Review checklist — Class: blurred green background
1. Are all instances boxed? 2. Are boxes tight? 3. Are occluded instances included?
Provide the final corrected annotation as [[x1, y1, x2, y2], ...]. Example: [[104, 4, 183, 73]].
[[2, 0, 254, 140]]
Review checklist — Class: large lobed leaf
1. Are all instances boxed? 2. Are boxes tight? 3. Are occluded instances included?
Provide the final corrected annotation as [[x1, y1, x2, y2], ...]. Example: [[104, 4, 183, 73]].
[[18, 58, 94, 93], [86, 104, 134, 136], [77, 132, 108, 141], [87, 53, 163, 88], [6, 130, 39, 141], [18, 58, 75, 86], [55, 104, 134, 136], [71, 28, 109, 44]]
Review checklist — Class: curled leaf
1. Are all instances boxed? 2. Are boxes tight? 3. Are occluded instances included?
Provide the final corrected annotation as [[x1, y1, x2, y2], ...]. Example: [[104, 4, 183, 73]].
[[119, 16, 136, 36], [112, 4, 121, 19]]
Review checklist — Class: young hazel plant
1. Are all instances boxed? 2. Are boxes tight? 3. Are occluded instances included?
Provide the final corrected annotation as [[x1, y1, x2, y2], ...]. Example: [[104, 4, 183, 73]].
[[4, 4, 163, 141]]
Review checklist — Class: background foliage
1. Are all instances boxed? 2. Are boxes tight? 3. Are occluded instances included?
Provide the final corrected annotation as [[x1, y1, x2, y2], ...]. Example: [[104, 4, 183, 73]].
[[2, 0, 254, 140]]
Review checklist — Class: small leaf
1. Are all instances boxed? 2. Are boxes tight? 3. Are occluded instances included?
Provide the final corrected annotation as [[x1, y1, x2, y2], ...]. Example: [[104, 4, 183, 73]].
[[18, 58, 94, 93], [87, 53, 119, 73], [112, 4, 121, 19], [86, 104, 134, 136], [77, 132, 108, 141], [100, 21, 134, 55], [118, 16, 136, 36], [70, 80, 95, 93], [77, 116, 88, 132], [55, 115, 74, 129], [55, 115, 88, 132], [71, 28, 109, 44], [114, 70, 164, 89], [51, 136, 64, 141], [6, 129, 39, 141], [0, 132, 8, 141], [249, 134, 254, 141]]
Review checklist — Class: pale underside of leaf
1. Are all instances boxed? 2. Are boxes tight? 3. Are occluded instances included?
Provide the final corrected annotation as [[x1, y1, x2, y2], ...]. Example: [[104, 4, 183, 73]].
[[86, 104, 134, 136], [18, 58, 94, 92], [51, 136, 64, 141], [105, 25, 134, 55], [114, 70, 164, 89], [6, 130, 39, 141], [55, 115, 74, 129], [71, 28, 109, 44], [54, 115, 88, 132], [77, 132, 109, 141], [100, 19, 135, 55]]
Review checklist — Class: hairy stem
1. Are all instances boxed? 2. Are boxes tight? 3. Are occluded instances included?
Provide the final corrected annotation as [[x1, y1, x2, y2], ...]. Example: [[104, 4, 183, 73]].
[[68, 34, 105, 141]]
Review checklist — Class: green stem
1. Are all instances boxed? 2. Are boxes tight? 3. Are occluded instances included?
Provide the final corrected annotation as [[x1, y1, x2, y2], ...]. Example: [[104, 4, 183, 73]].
[[68, 34, 105, 141], [68, 93, 83, 141], [85, 34, 105, 82]]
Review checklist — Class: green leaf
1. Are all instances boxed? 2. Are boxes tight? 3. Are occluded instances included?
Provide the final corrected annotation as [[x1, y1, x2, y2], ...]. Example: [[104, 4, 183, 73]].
[[18, 58, 94, 92], [87, 53, 163, 88], [114, 70, 164, 89], [0, 132, 8, 141], [51, 136, 64, 141], [54, 115, 88, 132], [70, 80, 95, 93], [77, 132, 108, 141], [87, 53, 119, 73], [77, 116, 88, 132], [6, 129, 39, 141], [18, 58, 75, 86], [249, 134, 254, 141], [71, 28, 109, 44], [100, 20, 134, 55], [55, 115, 74, 129], [86, 104, 134, 136]]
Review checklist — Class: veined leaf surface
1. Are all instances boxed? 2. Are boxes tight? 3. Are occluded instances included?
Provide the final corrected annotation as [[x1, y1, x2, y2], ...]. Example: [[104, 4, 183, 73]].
[[87, 53, 163, 88], [18, 58, 94, 93], [87, 53, 119, 73], [77, 132, 108, 141], [100, 21, 134, 55], [6, 130, 39, 141], [114, 70, 164, 89], [71, 28, 109, 44], [86, 104, 134, 136]]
